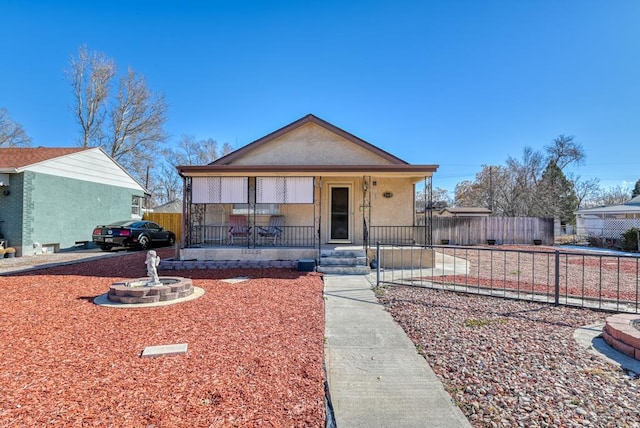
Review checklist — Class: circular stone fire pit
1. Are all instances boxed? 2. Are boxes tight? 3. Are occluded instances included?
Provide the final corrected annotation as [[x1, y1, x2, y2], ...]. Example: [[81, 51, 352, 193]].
[[107, 276, 194, 304], [602, 314, 640, 361]]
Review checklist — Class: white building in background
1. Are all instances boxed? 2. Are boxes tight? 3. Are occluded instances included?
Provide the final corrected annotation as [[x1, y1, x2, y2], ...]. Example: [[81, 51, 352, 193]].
[[575, 195, 640, 241]]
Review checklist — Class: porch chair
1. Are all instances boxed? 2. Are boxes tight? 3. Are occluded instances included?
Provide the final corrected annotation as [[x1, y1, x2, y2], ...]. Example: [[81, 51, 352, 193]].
[[228, 215, 251, 244], [258, 215, 285, 245]]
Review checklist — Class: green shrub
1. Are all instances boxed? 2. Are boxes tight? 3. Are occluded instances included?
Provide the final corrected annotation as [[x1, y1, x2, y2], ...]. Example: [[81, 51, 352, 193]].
[[620, 227, 640, 252], [587, 235, 604, 248]]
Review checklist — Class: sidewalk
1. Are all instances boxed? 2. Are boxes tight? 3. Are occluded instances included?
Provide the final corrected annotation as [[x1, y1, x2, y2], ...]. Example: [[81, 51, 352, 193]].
[[323, 274, 471, 428]]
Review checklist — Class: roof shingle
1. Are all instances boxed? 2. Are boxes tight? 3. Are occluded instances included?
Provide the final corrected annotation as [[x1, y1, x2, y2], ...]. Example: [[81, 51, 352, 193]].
[[0, 147, 88, 169]]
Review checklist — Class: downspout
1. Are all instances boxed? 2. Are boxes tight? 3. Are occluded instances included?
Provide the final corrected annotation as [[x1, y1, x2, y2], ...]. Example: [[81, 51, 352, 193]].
[[249, 176, 254, 249], [182, 176, 191, 252], [362, 176, 371, 251], [427, 176, 433, 245]]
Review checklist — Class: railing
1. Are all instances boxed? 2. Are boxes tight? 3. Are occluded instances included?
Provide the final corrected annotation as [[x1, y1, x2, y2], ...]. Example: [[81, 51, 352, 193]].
[[369, 226, 428, 246], [189, 225, 316, 247], [375, 243, 640, 314]]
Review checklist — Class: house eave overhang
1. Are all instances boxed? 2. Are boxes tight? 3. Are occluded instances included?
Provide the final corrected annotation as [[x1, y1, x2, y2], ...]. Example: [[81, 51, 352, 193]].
[[177, 164, 438, 179], [575, 206, 640, 215]]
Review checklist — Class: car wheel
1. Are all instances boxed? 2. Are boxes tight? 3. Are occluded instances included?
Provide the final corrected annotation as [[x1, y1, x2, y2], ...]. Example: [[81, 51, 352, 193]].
[[99, 245, 111, 252], [167, 235, 176, 247], [138, 235, 150, 250]]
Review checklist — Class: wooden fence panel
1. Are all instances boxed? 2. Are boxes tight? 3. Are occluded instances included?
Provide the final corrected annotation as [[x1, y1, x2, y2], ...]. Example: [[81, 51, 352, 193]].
[[432, 217, 554, 245], [144, 212, 183, 242]]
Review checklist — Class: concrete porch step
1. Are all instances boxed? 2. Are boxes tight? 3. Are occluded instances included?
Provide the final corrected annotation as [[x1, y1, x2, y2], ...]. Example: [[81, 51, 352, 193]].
[[320, 256, 368, 266], [318, 249, 370, 275], [317, 265, 371, 275], [320, 249, 367, 258]]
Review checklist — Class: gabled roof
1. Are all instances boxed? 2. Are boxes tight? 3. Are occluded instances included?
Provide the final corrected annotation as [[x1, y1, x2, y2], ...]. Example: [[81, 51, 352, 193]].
[[0, 147, 87, 170], [575, 204, 640, 215], [627, 195, 640, 205], [178, 114, 438, 179], [211, 114, 409, 166], [152, 199, 183, 213], [0, 147, 148, 193], [441, 207, 493, 214], [576, 195, 640, 214]]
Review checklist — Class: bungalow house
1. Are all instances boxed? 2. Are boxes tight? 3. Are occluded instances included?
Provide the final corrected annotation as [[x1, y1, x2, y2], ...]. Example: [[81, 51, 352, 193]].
[[176, 114, 438, 268], [0, 147, 147, 256], [575, 195, 640, 242]]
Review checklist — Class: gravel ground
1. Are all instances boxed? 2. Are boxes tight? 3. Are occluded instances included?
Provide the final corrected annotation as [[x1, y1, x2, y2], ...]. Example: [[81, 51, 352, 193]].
[[0, 248, 129, 275], [378, 286, 640, 427]]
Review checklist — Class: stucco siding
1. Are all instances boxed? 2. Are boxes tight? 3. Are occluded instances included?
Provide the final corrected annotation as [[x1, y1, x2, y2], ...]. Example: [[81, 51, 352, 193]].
[[231, 123, 393, 166], [369, 177, 415, 226], [278, 204, 315, 226], [25, 172, 144, 252]]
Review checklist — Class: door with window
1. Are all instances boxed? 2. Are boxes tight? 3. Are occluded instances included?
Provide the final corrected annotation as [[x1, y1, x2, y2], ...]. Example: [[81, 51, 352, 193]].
[[329, 185, 351, 242]]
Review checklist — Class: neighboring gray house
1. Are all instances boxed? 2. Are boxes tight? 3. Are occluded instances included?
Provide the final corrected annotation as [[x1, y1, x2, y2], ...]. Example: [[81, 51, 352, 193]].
[[575, 195, 640, 241], [0, 147, 147, 256], [436, 206, 492, 217], [151, 199, 182, 213]]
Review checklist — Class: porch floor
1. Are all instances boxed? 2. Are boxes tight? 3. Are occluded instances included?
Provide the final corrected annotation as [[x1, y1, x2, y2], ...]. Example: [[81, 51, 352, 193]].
[[160, 244, 434, 270]]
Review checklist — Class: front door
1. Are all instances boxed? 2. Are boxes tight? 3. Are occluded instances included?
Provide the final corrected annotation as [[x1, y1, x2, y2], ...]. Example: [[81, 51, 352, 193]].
[[329, 185, 350, 242]]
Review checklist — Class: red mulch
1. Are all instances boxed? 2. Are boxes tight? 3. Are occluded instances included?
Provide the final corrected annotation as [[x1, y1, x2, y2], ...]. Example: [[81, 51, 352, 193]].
[[0, 249, 326, 427]]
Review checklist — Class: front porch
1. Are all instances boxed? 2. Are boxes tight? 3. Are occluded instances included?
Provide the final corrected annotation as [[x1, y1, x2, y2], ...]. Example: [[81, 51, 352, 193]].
[[170, 237, 436, 272]]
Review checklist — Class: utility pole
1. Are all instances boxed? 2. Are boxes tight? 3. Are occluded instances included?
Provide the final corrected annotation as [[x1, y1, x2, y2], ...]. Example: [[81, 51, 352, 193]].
[[489, 166, 494, 212]]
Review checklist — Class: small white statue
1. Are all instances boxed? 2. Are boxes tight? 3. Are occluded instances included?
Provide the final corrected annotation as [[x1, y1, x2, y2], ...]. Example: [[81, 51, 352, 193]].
[[145, 250, 161, 286]]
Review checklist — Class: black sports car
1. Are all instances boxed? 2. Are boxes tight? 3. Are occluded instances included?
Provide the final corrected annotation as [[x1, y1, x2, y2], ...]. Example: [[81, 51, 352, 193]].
[[92, 220, 176, 251]]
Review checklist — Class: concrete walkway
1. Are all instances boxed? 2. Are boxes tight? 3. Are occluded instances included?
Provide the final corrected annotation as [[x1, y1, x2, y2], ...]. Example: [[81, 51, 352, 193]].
[[323, 274, 471, 428]]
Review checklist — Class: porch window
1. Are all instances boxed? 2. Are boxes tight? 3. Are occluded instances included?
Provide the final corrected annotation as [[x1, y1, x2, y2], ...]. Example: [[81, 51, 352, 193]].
[[256, 177, 314, 203], [192, 177, 248, 203], [232, 203, 280, 215]]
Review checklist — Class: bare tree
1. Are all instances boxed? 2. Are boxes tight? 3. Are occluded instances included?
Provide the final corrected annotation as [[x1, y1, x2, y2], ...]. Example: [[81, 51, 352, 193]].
[[67, 46, 168, 192], [107, 68, 167, 175], [454, 137, 588, 221], [587, 185, 631, 207], [172, 135, 221, 165], [0, 108, 32, 147], [416, 186, 452, 211], [545, 135, 585, 170], [151, 136, 234, 206], [65, 45, 116, 147], [569, 175, 600, 210]]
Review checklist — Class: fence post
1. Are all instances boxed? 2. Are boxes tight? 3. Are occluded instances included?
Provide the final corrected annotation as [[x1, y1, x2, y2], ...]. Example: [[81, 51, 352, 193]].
[[554, 250, 560, 305], [376, 241, 381, 286]]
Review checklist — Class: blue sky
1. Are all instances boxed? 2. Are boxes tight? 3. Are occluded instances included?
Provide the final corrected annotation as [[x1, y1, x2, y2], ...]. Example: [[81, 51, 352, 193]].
[[1, 0, 639, 194]]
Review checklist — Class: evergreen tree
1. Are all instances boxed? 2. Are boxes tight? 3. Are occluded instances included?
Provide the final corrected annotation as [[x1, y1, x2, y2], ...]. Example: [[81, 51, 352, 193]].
[[632, 179, 640, 198], [535, 161, 579, 224]]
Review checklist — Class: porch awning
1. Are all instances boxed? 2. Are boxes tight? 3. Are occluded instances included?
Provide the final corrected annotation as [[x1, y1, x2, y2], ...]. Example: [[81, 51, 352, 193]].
[[178, 164, 438, 181]]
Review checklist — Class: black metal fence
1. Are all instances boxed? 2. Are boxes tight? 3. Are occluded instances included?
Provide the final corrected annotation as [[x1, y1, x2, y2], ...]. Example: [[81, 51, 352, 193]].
[[375, 243, 640, 314], [189, 224, 316, 247]]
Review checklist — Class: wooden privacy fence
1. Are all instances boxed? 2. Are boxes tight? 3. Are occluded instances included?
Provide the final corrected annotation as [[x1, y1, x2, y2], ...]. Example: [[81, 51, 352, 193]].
[[432, 217, 554, 246], [144, 212, 183, 242]]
